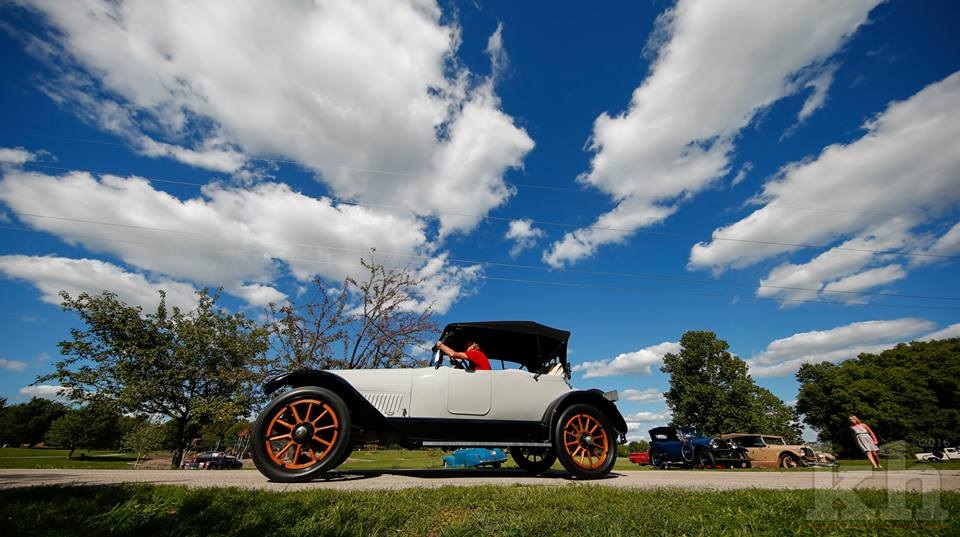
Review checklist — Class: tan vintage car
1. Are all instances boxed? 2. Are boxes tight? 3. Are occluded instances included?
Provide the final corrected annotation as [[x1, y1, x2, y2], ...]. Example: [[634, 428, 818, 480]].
[[720, 433, 820, 468]]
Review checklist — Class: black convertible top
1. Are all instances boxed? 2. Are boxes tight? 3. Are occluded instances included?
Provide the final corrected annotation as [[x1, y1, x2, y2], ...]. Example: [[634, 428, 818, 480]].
[[438, 321, 570, 373]]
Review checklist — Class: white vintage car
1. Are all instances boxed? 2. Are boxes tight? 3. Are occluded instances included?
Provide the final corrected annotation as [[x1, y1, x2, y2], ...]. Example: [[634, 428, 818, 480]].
[[250, 321, 627, 482]]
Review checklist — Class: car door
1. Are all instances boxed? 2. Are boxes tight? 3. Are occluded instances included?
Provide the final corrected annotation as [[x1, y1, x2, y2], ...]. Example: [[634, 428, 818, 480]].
[[446, 368, 492, 416]]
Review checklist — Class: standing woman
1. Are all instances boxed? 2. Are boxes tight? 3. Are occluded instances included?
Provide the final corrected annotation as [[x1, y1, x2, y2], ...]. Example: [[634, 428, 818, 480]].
[[849, 415, 881, 469]]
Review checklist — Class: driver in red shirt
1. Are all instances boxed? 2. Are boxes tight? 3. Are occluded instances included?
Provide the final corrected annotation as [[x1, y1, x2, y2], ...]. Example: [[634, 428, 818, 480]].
[[437, 340, 491, 370]]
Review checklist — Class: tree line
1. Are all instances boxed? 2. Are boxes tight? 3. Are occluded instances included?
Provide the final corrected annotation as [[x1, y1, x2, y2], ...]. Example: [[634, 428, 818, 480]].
[[5, 257, 955, 465]]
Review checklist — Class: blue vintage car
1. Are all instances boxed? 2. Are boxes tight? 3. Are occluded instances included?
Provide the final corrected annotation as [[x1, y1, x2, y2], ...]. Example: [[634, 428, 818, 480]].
[[441, 448, 508, 469], [648, 426, 750, 469]]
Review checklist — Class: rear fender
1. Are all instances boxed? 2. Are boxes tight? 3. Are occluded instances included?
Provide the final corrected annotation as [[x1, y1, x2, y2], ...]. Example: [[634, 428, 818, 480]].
[[263, 370, 390, 430], [542, 389, 628, 441]]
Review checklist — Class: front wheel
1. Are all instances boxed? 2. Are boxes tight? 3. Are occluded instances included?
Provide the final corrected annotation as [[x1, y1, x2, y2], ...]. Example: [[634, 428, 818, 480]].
[[779, 453, 801, 469], [251, 386, 352, 482], [554, 404, 617, 479], [509, 446, 557, 474], [696, 449, 716, 469]]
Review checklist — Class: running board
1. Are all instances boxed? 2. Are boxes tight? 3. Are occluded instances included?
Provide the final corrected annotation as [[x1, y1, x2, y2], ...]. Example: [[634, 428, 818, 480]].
[[420, 441, 552, 448]]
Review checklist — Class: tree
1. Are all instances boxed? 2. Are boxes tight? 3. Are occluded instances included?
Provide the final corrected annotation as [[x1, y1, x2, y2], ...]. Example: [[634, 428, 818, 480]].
[[39, 290, 269, 468], [627, 440, 649, 453], [267, 255, 438, 371], [0, 397, 68, 447], [661, 331, 801, 441], [44, 403, 119, 458], [121, 420, 167, 466], [796, 338, 960, 456]]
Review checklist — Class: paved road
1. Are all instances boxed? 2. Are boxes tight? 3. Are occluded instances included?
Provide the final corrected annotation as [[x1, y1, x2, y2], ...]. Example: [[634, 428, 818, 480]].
[[2, 468, 958, 492]]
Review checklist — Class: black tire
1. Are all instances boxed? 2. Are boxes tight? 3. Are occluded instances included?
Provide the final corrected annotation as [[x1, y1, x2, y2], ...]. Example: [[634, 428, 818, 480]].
[[509, 446, 557, 474], [736, 451, 752, 469], [650, 447, 667, 470], [696, 449, 716, 469], [554, 404, 617, 479], [251, 386, 352, 482], [779, 453, 801, 469]]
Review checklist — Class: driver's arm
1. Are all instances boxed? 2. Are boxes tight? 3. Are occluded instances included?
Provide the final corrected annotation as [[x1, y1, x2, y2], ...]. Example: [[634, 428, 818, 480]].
[[437, 342, 468, 361]]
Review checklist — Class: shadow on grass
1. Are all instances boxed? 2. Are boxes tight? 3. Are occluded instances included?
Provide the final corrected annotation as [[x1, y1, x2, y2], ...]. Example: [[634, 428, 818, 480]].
[[303, 467, 623, 483]]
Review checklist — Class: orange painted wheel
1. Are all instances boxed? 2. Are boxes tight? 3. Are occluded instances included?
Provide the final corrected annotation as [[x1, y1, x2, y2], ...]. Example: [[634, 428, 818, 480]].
[[553, 404, 617, 479], [264, 398, 340, 469], [251, 387, 351, 482]]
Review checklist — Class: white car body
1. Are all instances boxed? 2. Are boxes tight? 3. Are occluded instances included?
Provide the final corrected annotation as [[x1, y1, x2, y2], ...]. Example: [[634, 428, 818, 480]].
[[332, 366, 571, 421]]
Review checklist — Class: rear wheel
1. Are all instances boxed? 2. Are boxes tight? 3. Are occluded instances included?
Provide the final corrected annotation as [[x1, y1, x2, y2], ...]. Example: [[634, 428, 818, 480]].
[[554, 404, 616, 479], [650, 447, 667, 470], [509, 446, 557, 474], [251, 386, 352, 482]]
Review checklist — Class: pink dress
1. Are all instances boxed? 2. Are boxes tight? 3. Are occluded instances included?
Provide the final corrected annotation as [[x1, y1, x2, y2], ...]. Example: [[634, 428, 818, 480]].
[[851, 423, 878, 452]]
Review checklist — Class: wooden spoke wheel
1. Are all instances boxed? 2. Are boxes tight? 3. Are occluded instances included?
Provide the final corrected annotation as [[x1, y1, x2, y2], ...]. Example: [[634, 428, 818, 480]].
[[509, 446, 557, 474], [251, 386, 351, 482], [554, 404, 616, 479]]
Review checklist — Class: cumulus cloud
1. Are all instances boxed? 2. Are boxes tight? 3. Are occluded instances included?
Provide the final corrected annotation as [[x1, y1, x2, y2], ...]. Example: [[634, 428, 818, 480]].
[[543, 0, 880, 267], [622, 388, 665, 404], [19, 384, 70, 401], [747, 318, 935, 377], [1, 357, 29, 372], [0, 147, 38, 165], [0, 254, 199, 311], [505, 218, 545, 257], [919, 323, 960, 342], [14, 0, 533, 235], [625, 411, 672, 432], [574, 341, 680, 378], [690, 72, 960, 284], [0, 170, 478, 311]]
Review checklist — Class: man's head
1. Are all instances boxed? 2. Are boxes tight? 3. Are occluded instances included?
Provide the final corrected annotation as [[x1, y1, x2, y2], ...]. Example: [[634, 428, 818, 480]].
[[465, 341, 480, 352]]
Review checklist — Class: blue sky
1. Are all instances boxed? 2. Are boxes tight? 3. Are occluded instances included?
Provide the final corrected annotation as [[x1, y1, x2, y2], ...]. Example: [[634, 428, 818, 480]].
[[0, 0, 957, 440]]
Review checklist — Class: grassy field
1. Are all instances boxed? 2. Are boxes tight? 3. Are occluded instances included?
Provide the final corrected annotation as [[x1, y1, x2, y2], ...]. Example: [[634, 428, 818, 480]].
[[1, 484, 956, 536], [4, 447, 960, 472]]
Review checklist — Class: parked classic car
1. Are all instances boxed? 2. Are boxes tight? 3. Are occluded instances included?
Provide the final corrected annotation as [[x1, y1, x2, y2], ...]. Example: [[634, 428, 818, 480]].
[[251, 321, 628, 482], [181, 451, 243, 470], [648, 427, 750, 469], [628, 451, 650, 465], [720, 433, 834, 468], [916, 447, 960, 462], [441, 448, 508, 468]]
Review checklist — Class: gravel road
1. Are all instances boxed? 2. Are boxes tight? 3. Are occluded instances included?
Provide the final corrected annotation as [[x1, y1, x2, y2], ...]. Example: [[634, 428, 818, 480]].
[[2, 468, 958, 492]]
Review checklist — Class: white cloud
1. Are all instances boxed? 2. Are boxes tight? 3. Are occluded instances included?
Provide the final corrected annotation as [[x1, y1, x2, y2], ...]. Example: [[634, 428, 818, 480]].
[[0, 147, 38, 165], [625, 410, 672, 433], [820, 264, 905, 302], [19, 384, 70, 401], [574, 341, 680, 378], [0, 170, 480, 310], [505, 218, 544, 257], [1, 357, 28, 372], [0, 254, 199, 311], [622, 388, 665, 404], [690, 72, 960, 274], [15, 0, 533, 235], [796, 63, 840, 123], [919, 323, 960, 342], [730, 162, 753, 187], [912, 221, 960, 266], [486, 22, 508, 81], [747, 318, 934, 377], [543, 0, 880, 267]]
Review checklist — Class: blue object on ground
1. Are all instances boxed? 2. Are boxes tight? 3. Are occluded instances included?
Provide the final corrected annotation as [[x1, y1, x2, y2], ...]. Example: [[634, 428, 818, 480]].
[[441, 448, 508, 468]]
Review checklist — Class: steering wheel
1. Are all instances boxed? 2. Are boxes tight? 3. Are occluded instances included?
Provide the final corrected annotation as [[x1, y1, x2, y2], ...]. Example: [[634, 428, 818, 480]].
[[433, 344, 467, 370]]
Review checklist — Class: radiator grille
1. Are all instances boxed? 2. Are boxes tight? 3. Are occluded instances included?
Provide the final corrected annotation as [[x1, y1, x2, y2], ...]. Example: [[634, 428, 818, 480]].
[[362, 392, 404, 416]]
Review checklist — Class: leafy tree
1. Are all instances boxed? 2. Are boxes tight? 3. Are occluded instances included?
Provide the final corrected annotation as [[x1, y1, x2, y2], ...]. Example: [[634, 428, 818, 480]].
[[39, 290, 269, 468], [44, 403, 119, 458], [121, 420, 167, 465], [268, 255, 438, 371], [796, 338, 960, 456], [0, 397, 68, 447], [627, 440, 649, 453], [661, 331, 801, 441]]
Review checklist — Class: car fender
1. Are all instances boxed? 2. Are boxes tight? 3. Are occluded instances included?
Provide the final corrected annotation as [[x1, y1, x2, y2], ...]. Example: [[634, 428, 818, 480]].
[[263, 369, 390, 429], [541, 389, 628, 438]]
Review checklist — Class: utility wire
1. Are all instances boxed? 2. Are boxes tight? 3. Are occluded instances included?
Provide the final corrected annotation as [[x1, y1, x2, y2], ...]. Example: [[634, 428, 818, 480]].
[[14, 161, 957, 261], [2, 213, 960, 301]]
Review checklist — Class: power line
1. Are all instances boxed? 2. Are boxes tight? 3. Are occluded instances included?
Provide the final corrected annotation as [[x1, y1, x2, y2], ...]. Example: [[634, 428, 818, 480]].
[[5, 132, 930, 218], [3, 213, 960, 301], [14, 161, 957, 261]]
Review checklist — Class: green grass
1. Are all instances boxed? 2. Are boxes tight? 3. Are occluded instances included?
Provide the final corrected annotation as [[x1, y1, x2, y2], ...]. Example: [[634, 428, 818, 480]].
[[0, 448, 152, 469], [0, 484, 955, 536]]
